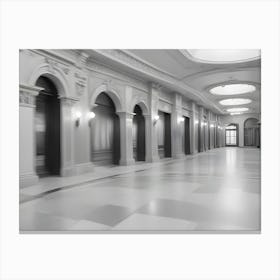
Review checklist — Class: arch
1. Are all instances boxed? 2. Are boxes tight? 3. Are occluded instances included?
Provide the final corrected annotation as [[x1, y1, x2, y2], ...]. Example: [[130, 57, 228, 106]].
[[130, 99, 149, 115], [29, 63, 69, 98], [244, 117, 259, 128], [35, 76, 61, 176], [244, 118, 260, 147], [90, 84, 123, 112]]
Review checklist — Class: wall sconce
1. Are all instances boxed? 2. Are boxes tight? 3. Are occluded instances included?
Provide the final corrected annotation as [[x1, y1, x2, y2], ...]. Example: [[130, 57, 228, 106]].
[[178, 117, 184, 124], [153, 115, 160, 125], [195, 120, 199, 125], [88, 111, 95, 126], [210, 124, 214, 128], [75, 111, 82, 127]]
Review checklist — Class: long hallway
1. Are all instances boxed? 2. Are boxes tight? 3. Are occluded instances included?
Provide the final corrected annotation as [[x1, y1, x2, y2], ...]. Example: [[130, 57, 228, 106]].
[[20, 147, 260, 232]]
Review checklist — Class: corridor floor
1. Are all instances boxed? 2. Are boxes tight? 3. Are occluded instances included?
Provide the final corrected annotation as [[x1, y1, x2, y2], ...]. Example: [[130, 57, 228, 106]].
[[19, 147, 261, 233]]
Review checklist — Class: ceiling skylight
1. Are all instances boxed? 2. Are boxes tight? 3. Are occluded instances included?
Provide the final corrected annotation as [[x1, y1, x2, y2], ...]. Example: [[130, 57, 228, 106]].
[[227, 107, 249, 113], [210, 84, 256, 95], [219, 98, 252, 106], [186, 49, 260, 63]]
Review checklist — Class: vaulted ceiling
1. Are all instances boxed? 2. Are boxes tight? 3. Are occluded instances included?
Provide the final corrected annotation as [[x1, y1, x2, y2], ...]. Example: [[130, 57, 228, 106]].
[[85, 49, 261, 115]]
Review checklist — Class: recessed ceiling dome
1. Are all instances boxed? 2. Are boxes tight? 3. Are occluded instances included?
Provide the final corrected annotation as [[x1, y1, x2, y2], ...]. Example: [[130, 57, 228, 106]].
[[210, 84, 256, 95], [227, 107, 249, 113], [219, 98, 252, 106], [186, 49, 260, 63]]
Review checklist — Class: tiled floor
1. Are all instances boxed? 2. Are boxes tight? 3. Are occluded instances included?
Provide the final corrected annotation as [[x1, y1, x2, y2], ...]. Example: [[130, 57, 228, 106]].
[[19, 147, 261, 233]]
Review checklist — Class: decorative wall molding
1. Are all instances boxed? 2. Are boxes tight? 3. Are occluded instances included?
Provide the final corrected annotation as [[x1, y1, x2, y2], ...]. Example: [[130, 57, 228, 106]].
[[87, 60, 148, 93], [19, 84, 43, 107], [74, 72, 87, 97], [60, 96, 79, 106], [91, 49, 224, 114]]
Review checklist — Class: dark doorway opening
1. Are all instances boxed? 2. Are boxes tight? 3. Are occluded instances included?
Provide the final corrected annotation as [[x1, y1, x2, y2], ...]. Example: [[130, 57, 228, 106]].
[[91, 92, 120, 165], [35, 76, 61, 177], [184, 116, 191, 155], [133, 105, 146, 161], [157, 111, 172, 158]]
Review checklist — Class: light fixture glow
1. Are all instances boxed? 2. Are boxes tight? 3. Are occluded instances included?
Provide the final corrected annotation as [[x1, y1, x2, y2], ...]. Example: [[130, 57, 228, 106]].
[[210, 84, 256, 95], [230, 112, 241, 115], [153, 115, 160, 125], [75, 111, 82, 118], [186, 49, 260, 63], [89, 112, 95, 119], [210, 124, 214, 128], [178, 117, 185, 123], [219, 98, 252, 106], [227, 107, 249, 113]]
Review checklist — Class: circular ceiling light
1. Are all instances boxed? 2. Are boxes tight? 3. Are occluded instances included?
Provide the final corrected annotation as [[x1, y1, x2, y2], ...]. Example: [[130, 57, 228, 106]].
[[186, 49, 260, 63], [219, 98, 252, 106], [210, 84, 256, 95], [226, 107, 249, 113]]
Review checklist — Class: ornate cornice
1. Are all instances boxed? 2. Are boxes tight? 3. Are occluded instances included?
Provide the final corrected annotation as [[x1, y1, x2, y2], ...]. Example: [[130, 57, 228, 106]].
[[90, 49, 224, 114], [19, 84, 43, 107]]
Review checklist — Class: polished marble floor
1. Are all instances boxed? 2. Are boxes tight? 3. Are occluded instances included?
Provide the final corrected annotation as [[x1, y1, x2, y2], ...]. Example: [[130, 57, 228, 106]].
[[19, 147, 261, 232]]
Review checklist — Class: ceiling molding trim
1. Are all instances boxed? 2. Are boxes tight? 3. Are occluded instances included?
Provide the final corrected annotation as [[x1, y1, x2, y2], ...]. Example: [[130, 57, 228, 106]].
[[182, 66, 260, 81], [90, 49, 224, 114]]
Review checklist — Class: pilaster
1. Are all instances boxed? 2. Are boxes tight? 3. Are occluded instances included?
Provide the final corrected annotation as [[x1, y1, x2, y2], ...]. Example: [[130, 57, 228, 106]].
[[171, 93, 184, 159], [117, 112, 135, 165], [19, 84, 43, 187], [60, 96, 79, 176]]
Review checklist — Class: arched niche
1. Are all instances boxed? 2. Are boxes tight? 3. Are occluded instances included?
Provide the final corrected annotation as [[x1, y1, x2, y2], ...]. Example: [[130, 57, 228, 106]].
[[28, 63, 77, 177], [90, 92, 121, 165], [35, 76, 61, 176], [244, 118, 260, 147]]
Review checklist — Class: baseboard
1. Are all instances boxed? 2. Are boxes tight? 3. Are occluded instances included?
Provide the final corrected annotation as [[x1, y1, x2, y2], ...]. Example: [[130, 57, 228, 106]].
[[19, 173, 39, 188], [60, 166, 76, 177], [75, 162, 94, 174], [119, 158, 135, 166]]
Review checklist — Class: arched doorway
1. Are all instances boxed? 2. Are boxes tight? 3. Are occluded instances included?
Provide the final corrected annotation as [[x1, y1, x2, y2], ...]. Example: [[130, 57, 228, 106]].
[[35, 76, 61, 177], [225, 123, 238, 146], [132, 105, 146, 161], [90, 92, 120, 165], [244, 118, 260, 147]]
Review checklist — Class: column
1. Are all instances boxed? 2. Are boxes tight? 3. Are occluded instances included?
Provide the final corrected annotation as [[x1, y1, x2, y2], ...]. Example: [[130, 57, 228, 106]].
[[19, 84, 42, 188], [171, 93, 184, 158], [117, 112, 135, 165], [145, 83, 160, 162], [198, 106, 204, 152], [190, 102, 197, 154], [60, 96, 78, 176]]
